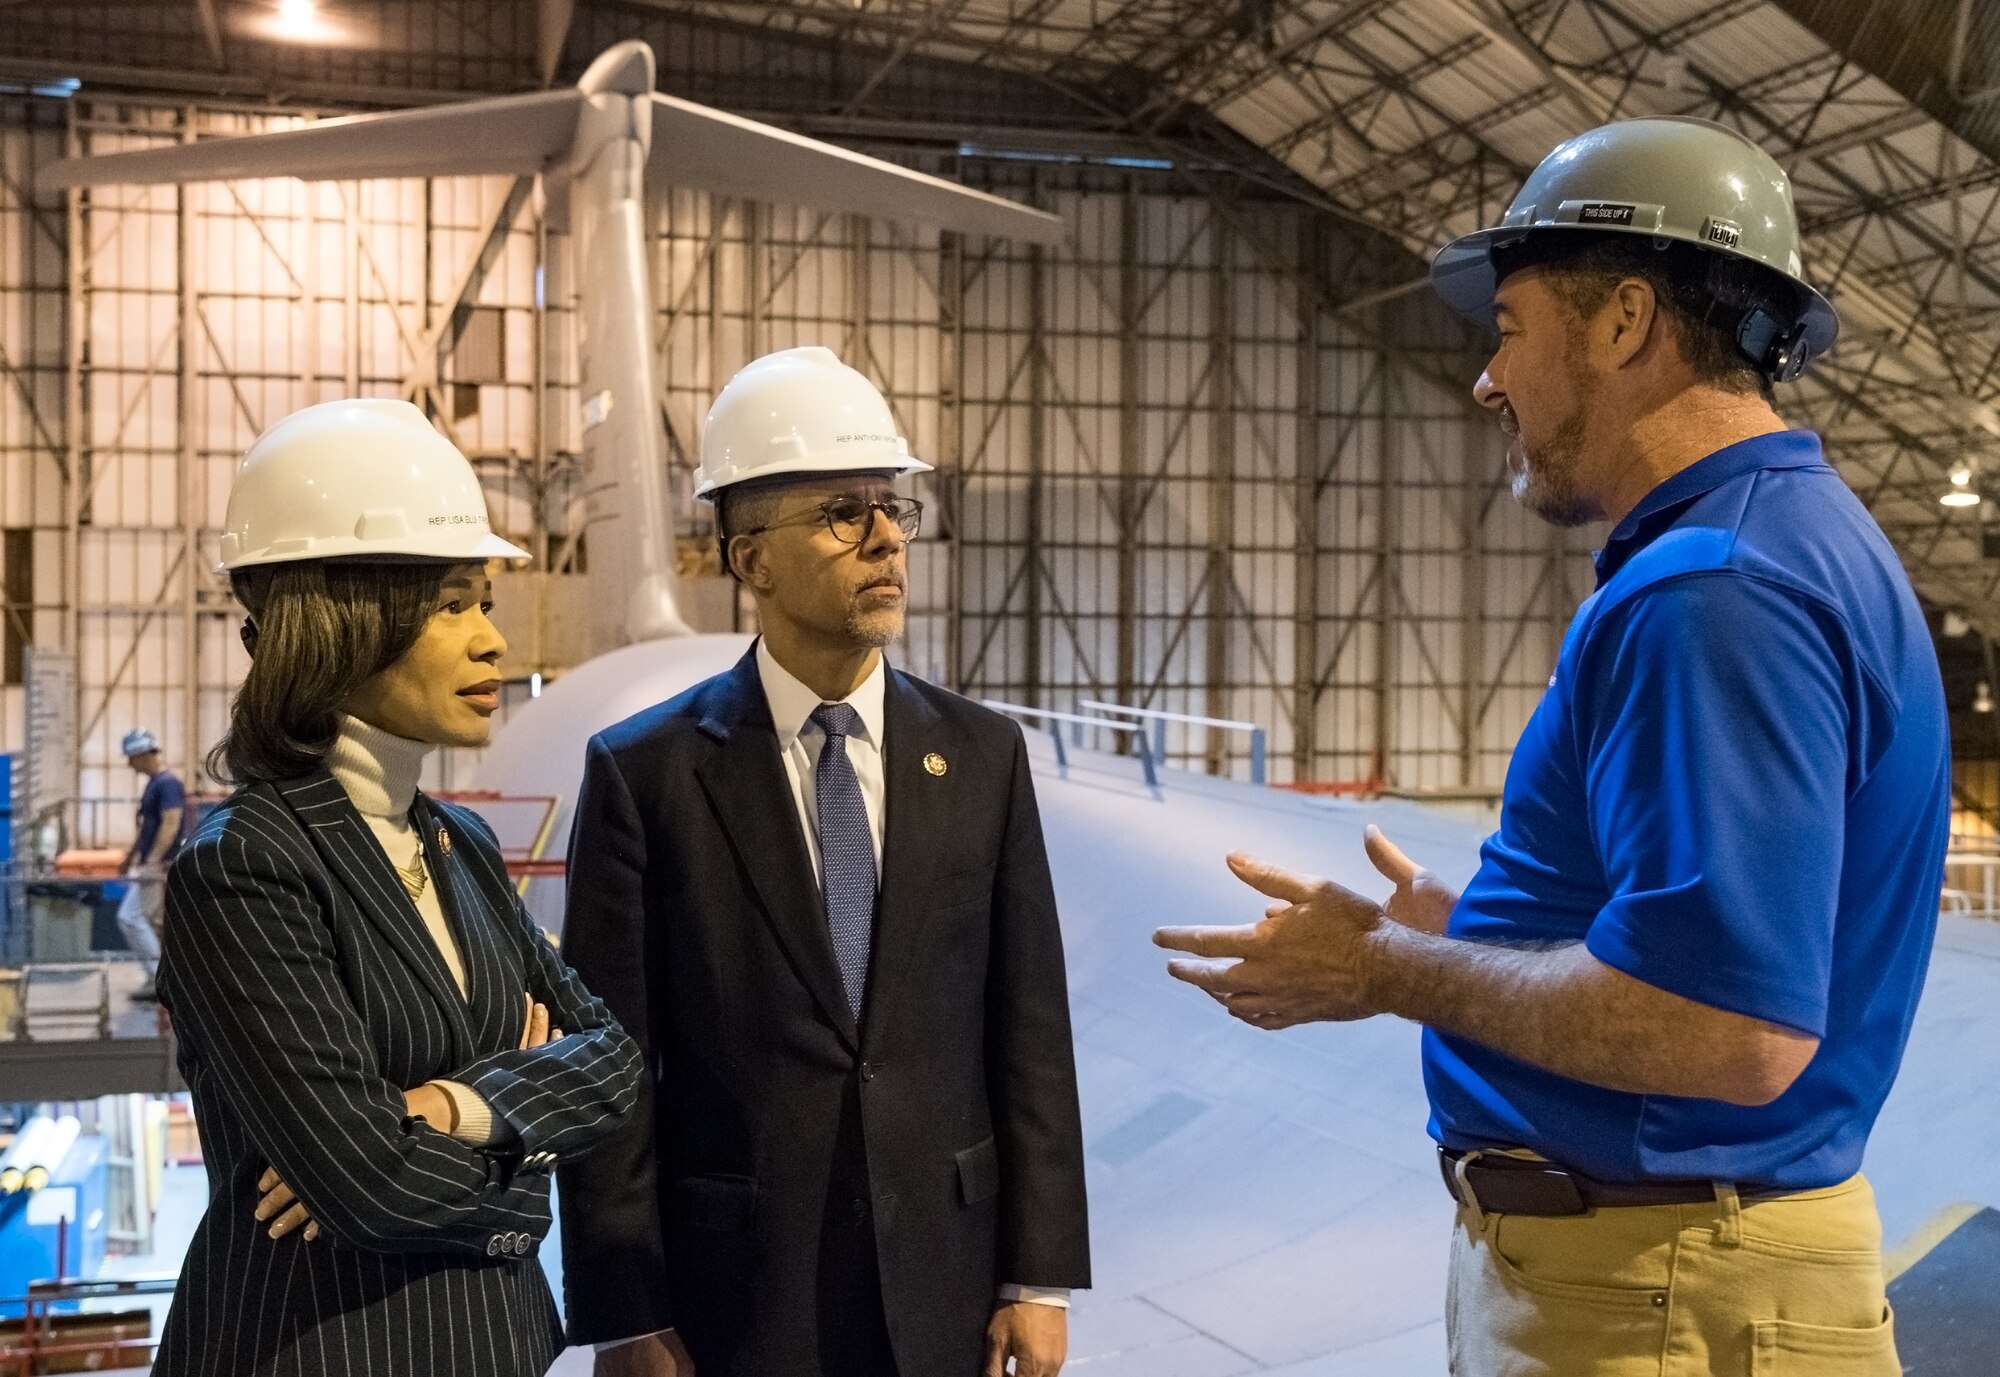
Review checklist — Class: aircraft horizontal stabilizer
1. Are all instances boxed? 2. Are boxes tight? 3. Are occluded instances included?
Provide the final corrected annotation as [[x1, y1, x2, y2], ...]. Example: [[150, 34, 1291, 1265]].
[[39, 88, 582, 190], [41, 38, 1064, 244], [651, 95, 1065, 245]]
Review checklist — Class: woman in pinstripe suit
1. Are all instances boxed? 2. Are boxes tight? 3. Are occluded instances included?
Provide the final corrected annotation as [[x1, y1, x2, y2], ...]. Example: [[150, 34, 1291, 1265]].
[[155, 401, 642, 1376]]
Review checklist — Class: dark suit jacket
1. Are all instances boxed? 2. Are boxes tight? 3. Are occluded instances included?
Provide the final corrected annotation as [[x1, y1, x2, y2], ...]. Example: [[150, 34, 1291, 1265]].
[[558, 647, 1090, 1375], [157, 771, 641, 1377]]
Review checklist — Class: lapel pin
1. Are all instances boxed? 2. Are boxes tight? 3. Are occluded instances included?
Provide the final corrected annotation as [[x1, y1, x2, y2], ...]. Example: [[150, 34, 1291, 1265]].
[[923, 752, 948, 777], [436, 826, 453, 856]]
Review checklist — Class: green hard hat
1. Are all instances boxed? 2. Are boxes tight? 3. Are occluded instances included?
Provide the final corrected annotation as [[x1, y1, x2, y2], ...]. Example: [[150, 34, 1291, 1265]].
[[1430, 116, 1837, 382]]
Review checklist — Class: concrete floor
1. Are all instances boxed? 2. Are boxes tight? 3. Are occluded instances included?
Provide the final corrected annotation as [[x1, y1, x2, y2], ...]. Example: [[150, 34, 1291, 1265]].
[[104, 738, 2000, 1373]]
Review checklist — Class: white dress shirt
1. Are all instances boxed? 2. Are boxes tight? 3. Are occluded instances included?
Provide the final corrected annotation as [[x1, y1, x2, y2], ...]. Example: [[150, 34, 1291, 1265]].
[[599, 642, 1065, 1352], [759, 638, 889, 883]]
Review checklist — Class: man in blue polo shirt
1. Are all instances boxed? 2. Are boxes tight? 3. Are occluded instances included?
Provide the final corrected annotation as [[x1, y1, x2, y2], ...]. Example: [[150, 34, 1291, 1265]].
[[1157, 118, 1945, 1376]]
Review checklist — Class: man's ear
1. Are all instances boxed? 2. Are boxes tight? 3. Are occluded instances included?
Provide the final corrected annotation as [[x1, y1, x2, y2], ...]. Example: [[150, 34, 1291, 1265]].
[[729, 533, 772, 592], [1605, 277, 1660, 369]]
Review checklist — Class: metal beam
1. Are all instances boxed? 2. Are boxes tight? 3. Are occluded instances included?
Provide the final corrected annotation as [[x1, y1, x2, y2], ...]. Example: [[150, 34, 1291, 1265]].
[[178, 105, 200, 790], [403, 175, 533, 402], [1764, 0, 2000, 172], [1024, 224, 1047, 707], [1205, 209, 1234, 776], [1293, 214, 1323, 781], [1115, 180, 1142, 726], [192, 0, 225, 70], [538, 0, 575, 87]]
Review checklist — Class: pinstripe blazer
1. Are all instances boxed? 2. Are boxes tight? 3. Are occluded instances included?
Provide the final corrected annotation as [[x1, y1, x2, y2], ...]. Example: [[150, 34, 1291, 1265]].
[[155, 769, 641, 1377]]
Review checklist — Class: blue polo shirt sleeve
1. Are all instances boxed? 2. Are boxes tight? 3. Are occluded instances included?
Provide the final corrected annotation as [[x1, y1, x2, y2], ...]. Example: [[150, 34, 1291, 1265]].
[[1576, 572, 1849, 1038]]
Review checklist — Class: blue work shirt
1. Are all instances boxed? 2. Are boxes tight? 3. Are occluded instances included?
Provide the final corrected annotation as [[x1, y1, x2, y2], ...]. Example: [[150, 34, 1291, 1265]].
[[134, 771, 189, 865], [1424, 430, 1949, 1189]]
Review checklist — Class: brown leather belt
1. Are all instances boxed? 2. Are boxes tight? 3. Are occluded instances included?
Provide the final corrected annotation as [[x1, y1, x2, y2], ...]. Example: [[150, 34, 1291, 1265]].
[[1438, 1147, 1788, 1218]]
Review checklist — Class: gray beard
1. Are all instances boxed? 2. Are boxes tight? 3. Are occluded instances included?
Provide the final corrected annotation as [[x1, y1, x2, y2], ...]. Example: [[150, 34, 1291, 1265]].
[[843, 603, 903, 649], [1512, 410, 1597, 528], [1514, 465, 1596, 528]]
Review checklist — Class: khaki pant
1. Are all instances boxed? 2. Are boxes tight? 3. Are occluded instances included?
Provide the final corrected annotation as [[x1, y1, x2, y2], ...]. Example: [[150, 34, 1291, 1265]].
[[1446, 1171, 1899, 1377]]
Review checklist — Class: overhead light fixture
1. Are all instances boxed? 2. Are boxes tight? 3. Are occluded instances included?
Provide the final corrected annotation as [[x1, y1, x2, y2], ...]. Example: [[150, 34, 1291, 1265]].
[[1976, 681, 1994, 714], [232, 0, 361, 46], [265, 0, 340, 44], [1942, 467, 1981, 507]]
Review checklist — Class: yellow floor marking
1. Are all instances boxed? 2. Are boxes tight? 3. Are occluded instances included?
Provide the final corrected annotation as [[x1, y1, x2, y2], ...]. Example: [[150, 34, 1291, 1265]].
[[1884, 1201, 1987, 1283]]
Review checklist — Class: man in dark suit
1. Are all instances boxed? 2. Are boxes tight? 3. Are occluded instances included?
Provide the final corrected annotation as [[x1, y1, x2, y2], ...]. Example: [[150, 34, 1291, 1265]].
[[559, 347, 1089, 1377]]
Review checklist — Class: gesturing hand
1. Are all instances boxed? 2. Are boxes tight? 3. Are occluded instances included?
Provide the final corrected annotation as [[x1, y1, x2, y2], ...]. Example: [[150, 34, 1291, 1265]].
[[1365, 826, 1460, 936], [1153, 853, 1384, 1028], [984, 1301, 1067, 1377], [1153, 828, 1443, 1030], [255, 1165, 320, 1243]]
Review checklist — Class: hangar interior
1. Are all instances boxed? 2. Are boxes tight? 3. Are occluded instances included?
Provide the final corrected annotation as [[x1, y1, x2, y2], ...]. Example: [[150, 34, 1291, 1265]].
[[0, 0, 1990, 1373]]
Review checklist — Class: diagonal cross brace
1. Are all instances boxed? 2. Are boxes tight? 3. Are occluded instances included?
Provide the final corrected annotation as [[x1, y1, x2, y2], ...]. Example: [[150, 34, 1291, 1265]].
[[404, 174, 535, 397]]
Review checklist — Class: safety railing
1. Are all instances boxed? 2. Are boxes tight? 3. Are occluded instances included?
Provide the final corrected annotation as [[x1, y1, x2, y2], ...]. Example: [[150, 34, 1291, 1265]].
[[1942, 852, 2000, 921], [1076, 700, 1268, 786], [979, 701, 1158, 788], [435, 791, 564, 896], [0, 1271, 173, 1372]]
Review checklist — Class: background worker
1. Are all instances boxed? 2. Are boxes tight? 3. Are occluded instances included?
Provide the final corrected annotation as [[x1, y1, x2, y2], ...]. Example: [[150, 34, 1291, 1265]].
[[560, 346, 1090, 1377], [117, 728, 187, 1000], [1157, 117, 1946, 1377]]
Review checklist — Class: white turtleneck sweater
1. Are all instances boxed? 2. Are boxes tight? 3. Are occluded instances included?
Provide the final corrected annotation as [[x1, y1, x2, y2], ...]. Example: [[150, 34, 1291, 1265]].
[[328, 714, 497, 1146]]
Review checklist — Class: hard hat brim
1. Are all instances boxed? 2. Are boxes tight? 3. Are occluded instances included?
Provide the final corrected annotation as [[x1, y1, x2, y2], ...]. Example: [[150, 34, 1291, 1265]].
[[218, 529, 532, 573], [695, 453, 935, 502], [1429, 225, 1838, 363]]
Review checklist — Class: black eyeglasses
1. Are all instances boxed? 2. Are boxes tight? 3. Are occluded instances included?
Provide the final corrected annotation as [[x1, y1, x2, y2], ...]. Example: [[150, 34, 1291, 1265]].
[[740, 496, 923, 546]]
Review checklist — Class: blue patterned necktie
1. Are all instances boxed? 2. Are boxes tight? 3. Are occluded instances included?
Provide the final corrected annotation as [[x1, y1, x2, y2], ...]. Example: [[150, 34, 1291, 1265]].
[[811, 703, 876, 1017]]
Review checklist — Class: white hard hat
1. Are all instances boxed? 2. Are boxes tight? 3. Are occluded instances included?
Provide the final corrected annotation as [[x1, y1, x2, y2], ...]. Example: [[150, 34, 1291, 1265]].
[[121, 729, 158, 758], [219, 399, 531, 571], [695, 346, 932, 500]]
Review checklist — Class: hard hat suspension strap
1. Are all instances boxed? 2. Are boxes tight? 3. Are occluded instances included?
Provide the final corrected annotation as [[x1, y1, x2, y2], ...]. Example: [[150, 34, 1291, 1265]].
[[1733, 307, 1814, 384], [1679, 246, 1815, 384]]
